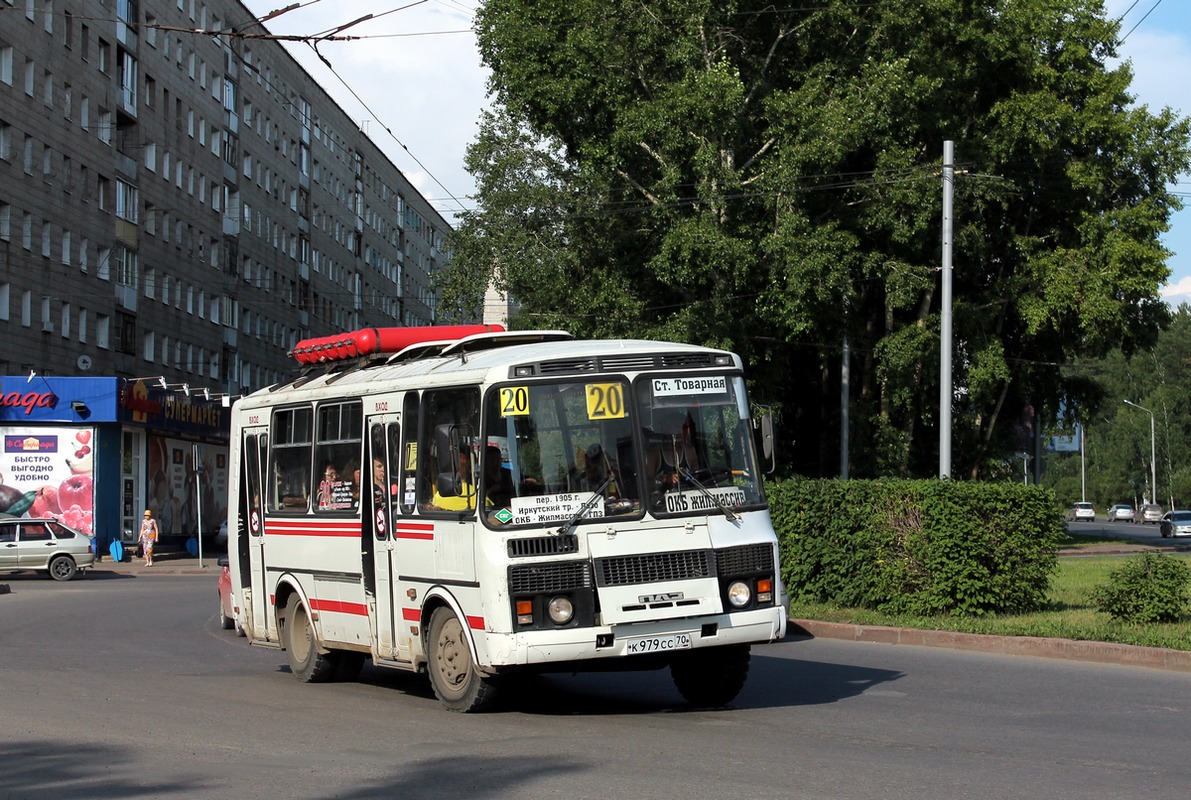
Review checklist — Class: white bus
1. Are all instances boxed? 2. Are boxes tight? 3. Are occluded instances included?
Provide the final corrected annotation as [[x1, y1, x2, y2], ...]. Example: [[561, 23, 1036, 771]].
[[226, 325, 787, 711]]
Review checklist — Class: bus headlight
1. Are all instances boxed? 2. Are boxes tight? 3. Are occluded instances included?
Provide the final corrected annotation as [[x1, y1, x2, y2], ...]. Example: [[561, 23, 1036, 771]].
[[727, 581, 751, 608], [547, 595, 574, 624]]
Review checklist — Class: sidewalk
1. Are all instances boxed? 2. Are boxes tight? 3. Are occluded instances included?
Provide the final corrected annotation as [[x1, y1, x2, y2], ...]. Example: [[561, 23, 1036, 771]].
[[91, 549, 220, 575]]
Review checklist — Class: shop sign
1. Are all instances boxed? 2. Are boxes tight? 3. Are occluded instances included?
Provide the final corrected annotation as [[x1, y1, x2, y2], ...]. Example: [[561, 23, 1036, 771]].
[[0, 389, 57, 415]]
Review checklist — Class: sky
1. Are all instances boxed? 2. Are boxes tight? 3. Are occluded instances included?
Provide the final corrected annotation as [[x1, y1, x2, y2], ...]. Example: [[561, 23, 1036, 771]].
[[242, 0, 1191, 302]]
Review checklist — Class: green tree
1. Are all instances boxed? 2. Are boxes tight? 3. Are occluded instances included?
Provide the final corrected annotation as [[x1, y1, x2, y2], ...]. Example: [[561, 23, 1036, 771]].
[[443, 0, 1191, 479]]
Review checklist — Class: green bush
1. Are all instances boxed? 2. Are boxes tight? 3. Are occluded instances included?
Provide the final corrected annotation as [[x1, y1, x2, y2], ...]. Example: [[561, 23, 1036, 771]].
[[767, 478, 1064, 617], [1090, 553, 1191, 623]]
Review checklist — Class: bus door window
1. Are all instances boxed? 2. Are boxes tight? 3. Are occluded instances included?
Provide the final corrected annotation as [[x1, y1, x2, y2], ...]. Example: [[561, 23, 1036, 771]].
[[400, 393, 420, 515], [243, 433, 263, 539], [269, 407, 312, 512], [367, 423, 393, 540], [385, 422, 401, 507]]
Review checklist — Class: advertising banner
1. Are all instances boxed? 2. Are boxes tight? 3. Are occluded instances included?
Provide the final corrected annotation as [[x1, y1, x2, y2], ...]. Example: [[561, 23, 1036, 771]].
[[0, 427, 95, 534], [146, 435, 228, 536]]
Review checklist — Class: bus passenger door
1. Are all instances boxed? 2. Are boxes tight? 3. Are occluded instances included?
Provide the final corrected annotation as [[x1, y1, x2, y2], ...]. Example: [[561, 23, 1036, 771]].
[[240, 430, 270, 641], [366, 417, 401, 659]]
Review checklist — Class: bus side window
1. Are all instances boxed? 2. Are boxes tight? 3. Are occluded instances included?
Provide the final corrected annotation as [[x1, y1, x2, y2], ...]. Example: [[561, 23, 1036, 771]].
[[416, 388, 480, 513]]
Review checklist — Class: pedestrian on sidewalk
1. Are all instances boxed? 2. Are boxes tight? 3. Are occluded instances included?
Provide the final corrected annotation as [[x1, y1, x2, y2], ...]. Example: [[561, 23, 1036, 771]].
[[139, 509, 159, 566]]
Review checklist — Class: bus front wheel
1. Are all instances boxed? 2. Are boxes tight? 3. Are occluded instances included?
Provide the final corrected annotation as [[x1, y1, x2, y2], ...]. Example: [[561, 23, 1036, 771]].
[[670, 644, 751, 707], [284, 595, 337, 683], [426, 607, 499, 712]]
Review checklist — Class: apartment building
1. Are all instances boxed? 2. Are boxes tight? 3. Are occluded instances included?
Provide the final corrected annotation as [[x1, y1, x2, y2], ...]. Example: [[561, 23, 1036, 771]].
[[0, 0, 454, 548]]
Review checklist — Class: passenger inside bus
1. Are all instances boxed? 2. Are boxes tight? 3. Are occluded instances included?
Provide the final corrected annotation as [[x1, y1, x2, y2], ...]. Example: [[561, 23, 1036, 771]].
[[372, 456, 389, 503]]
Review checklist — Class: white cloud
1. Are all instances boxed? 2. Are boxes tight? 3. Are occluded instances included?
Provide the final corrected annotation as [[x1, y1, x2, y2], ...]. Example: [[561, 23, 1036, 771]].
[[1159, 274, 1191, 303]]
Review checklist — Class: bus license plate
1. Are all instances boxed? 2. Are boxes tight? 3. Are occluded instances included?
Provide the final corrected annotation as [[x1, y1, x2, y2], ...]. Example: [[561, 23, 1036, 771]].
[[623, 633, 692, 655]]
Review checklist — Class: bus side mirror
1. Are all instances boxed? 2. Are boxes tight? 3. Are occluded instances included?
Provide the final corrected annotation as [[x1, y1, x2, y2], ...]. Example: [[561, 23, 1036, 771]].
[[755, 413, 775, 475]]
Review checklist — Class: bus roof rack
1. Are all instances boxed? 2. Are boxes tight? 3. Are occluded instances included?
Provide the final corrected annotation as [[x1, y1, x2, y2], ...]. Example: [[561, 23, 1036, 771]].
[[382, 330, 573, 365], [437, 330, 573, 358]]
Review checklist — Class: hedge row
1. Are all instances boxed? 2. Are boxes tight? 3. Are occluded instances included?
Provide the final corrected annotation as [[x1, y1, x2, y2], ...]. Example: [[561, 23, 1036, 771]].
[[766, 478, 1066, 617]]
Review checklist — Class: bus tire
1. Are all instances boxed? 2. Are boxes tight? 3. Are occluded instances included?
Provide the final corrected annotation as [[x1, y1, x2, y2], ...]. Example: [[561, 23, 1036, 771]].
[[284, 594, 336, 683], [426, 607, 499, 712], [670, 644, 750, 707]]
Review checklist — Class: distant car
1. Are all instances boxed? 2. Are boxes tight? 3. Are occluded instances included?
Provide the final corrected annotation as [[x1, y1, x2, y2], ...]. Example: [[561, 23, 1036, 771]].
[[1067, 502, 1095, 522], [0, 519, 94, 581], [1159, 511, 1191, 538], [217, 555, 244, 636], [1107, 504, 1134, 522], [1134, 504, 1163, 524]]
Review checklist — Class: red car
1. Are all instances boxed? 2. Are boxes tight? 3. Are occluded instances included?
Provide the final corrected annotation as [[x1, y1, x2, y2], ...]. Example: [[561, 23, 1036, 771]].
[[218, 555, 244, 636]]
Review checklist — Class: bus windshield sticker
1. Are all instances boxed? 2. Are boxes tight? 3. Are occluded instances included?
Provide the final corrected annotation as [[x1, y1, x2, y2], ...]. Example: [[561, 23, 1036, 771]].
[[651, 376, 729, 398], [660, 487, 748, 515], [404, 442, 418, 471], [586, 383, 626, 420], [507, 492, 606, 525], [500, 386, 530, 416]]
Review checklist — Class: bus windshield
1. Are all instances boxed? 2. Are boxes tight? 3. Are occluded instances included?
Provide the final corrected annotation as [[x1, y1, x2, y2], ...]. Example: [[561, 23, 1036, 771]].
[[480, 373, 763, 528]]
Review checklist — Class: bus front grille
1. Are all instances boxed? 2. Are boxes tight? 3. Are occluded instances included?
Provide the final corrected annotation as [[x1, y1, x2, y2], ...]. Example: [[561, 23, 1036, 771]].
[[509, 561, 592, 593], [715, 543, 774, 575], [594, 550, 714, 587], [508, 534, 579, 558]]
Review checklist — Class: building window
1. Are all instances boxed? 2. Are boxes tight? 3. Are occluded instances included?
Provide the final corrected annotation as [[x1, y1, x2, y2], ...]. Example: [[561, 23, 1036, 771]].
[[115, 179, 138, 222], [97, 314, 111, 350], [114, 245, 138, 289]]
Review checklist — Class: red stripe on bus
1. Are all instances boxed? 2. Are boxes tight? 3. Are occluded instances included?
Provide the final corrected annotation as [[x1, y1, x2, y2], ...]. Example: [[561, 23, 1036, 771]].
[[467, 616, 484, 630], [394, 522, 435, 541], [309, 599, 368, 616], [402, 607, 420, 621], [265, 520, 361, 537]]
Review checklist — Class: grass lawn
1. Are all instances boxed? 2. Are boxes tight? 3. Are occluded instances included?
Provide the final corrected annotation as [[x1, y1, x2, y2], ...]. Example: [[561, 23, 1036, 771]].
[[788, 547, 1191, 652]]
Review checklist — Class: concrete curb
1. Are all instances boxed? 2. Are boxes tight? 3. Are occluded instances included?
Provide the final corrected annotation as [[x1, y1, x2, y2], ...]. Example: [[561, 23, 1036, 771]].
[[790, 618, 1191, 673]]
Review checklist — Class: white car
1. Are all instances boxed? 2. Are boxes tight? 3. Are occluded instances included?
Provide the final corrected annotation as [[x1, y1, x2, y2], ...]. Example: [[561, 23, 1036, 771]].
[[0, 519, 95, 581], [1107, 504, 1134, 522], [1067, 502, 1095, 522]]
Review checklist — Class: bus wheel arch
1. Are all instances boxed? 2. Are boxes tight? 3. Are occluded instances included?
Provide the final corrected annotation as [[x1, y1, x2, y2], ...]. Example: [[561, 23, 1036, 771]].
[[423, 603, 500, 713], [282, 593, 339, 683]]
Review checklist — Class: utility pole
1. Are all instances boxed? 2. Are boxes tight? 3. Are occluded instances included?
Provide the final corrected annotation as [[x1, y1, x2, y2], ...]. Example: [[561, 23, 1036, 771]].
[[939, 140, 954, 479], [1123, 400, 1156, 505]]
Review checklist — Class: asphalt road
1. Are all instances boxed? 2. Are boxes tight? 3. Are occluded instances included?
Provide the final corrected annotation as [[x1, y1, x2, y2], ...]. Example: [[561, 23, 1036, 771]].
[[1067, 517, 1174, 543], [3, 571, 1191, 799]]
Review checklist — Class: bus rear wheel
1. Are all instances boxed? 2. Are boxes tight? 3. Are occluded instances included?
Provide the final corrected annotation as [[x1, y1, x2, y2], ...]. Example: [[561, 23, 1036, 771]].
[[284, 595, 336, 683], [670, 644, 751, 707], [426, 607, 499, 712]]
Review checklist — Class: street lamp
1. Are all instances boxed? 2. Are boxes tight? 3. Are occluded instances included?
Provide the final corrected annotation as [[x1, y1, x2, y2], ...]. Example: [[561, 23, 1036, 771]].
[[1123, 399, 1157, 505]]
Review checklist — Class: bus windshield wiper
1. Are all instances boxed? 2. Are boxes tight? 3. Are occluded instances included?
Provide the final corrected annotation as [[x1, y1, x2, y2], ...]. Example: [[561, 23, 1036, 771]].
[[555, 474, 615, 536], [677, 465, 739, 522]]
